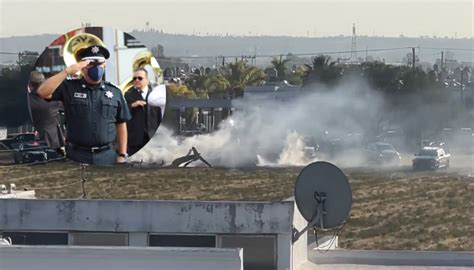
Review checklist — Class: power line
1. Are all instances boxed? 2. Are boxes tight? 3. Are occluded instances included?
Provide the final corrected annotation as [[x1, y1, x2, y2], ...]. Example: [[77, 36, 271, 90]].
[[419, 47, 474, 51], [2, 46, 471, 65], [0, 47, 419, 60], [166, 47, 416, 59], [277, 47, 415, 57]]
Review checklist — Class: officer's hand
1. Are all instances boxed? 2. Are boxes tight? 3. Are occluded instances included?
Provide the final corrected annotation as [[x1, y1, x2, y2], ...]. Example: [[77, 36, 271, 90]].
[[131, 100, 147, 108], [65, 60, 90, 75], [116, 156, 127, 164]]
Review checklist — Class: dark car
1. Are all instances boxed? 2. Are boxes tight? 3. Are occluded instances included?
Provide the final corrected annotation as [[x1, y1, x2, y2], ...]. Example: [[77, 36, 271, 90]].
[[0, 133, 64, 164], [2, 133, 37, 149], [39, 142, 65, 161], [412, 147, 450, 170], [13, 143, 47, 164], [367, 142, 402, 165], [1, 141, 47, 165]]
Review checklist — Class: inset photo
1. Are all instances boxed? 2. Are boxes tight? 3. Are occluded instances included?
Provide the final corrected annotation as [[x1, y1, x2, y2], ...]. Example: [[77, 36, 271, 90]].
[[29, 26, 166, 165]]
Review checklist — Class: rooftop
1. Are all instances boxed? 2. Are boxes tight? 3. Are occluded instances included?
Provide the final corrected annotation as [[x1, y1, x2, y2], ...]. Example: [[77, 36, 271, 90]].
[[1, 162, 473, 251]]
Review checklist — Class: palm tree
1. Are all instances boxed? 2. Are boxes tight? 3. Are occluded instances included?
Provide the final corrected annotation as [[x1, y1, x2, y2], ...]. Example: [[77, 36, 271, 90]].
[[184, 72, 231, 98], [185, 74, 208, 92], [167, 83, 197, 98], [360, 61, 401, 93], [204, 74, 231, 98], [270, 55, 291, 81], [219, 60, 266, 98], [302, 55, 342, 88]]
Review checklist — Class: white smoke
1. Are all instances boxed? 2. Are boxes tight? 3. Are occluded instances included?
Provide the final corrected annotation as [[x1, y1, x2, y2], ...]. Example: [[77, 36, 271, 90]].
[[257, 131, 318, 166], [131, 79, 386, 167]]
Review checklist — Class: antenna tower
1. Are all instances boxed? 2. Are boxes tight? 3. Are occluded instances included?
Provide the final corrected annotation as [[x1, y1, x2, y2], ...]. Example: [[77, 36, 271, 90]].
[[350, 23, 358, 63]]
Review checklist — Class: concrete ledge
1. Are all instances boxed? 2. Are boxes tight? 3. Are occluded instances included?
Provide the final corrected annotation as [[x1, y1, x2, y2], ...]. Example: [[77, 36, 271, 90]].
[[309, 250, 474, 267], [0, 245, 243, 270], [0, 199, 293, 234], [299, 261, 472, 270]]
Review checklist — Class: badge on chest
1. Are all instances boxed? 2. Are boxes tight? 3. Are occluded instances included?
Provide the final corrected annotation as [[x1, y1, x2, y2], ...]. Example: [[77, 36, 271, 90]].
[[105, 90, 114, 99], [74, 92, 87, 99]]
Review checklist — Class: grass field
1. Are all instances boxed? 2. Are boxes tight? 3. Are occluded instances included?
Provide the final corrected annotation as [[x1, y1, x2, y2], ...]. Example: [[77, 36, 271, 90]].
[[1, 161, 473, 251]]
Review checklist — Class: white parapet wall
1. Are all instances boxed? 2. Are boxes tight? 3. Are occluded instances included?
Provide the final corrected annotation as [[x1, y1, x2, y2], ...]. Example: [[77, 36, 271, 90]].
[[0, 245, 243, 270], [0, 199, 293, 234], [287, 197, 308, 270], [0, 191, 35, 199], [0, 199, 296, 270]]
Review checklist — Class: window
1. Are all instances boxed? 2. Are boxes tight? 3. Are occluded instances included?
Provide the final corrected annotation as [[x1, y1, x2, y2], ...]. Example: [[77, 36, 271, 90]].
[[149, 234, 216, 248], [1, 231, 68, 245], [218, 235, 277, 270], [69, 232, 128, 246], [418, 149, 437, 156]]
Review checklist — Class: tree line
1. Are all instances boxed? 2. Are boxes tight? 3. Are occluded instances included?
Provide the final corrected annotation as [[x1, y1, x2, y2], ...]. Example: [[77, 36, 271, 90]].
[[167, 55, 472, 146]]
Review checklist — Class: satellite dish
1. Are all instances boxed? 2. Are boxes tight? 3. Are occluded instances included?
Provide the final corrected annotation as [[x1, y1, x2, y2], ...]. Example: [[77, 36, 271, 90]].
[[293, 161, 352, 242]]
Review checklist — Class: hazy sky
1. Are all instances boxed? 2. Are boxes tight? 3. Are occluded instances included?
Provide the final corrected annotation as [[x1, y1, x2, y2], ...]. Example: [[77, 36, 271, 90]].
[[0, 0, 472, 38]]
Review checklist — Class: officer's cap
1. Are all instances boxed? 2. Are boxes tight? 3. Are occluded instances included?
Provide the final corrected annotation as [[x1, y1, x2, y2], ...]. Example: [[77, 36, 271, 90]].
[[78, 45, 110, 61]]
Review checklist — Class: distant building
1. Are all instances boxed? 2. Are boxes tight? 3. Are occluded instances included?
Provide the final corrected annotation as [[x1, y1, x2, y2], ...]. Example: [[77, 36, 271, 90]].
[[168, 98, 235, 135], [244, 82, 301, 101]]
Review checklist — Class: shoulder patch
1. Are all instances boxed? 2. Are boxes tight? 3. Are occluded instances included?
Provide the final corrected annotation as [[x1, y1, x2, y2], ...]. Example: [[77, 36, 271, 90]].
[[104, 81, 121, 90]]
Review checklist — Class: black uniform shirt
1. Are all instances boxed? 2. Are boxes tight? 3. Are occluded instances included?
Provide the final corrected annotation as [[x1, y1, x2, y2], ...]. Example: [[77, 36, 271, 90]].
[[50, 78, 131, 147]]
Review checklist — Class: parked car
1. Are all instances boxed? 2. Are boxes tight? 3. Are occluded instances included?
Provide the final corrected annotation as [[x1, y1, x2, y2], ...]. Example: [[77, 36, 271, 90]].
[[1, 133, 37, 149], [14, 143, 47, 164], [0, 133, 64, 164], [366, 142, 402, 165], [376, 129, 404, 151], [39, 142, 65, 161], [412, 147, 450, 170], [1, 141, 47, 165]]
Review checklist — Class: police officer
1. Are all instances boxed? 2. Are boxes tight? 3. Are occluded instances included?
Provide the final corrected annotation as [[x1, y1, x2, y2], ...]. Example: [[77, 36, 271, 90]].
[[37, 45, 131, 165]]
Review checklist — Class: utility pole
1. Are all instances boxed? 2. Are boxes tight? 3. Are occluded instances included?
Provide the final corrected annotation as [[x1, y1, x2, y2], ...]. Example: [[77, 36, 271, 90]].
[[365, 45, 368, 62], [460, 69, 464, 103], [253, 45, 257, 66], [441, 51, 444, 70], [412, 47, 416, 70]]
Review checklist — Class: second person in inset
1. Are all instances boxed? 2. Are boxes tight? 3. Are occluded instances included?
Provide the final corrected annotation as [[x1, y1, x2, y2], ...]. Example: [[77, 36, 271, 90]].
[[125, 68, 162, 156]]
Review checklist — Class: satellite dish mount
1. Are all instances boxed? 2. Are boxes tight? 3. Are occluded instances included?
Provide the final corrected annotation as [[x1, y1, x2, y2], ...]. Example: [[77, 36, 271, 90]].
[[292, 161, 352, 243], [292, 191, 328, 242]]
